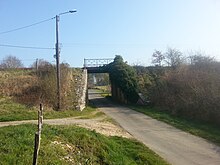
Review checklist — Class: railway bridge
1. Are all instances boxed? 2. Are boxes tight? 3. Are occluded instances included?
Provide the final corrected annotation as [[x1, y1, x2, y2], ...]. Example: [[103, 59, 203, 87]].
[[83, 58, 131, 105], [83, 58, 113, 73]]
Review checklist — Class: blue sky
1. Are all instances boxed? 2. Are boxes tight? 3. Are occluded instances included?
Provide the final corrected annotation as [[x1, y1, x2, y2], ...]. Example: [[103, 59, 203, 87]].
[[1, 0, 220, 67]]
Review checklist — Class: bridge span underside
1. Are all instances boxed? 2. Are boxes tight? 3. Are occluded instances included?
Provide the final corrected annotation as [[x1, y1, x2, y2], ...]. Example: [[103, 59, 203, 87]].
[[86, 67, 108, 73]]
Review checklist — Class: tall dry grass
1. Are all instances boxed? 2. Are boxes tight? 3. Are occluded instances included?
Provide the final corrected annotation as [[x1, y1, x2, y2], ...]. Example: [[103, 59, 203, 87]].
[[0, 65, 81, 110]]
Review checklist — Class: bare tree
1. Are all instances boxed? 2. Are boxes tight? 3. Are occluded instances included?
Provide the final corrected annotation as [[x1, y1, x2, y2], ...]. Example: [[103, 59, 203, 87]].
[[0, 55, 23, 69], [152, 50, 165, 66], [188, 51, 215, 65], [164, 48, 184, 68]]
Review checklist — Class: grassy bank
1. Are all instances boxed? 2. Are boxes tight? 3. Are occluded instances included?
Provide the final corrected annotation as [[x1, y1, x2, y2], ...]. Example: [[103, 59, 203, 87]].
[[0, 96, 103, 122], [0, 124, 169, 165], [0, 69, 36, 97], [130, 105, 220, 146]]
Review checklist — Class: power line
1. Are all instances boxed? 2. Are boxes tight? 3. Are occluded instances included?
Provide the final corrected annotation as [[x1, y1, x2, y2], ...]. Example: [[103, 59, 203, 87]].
[[0, 59, 36, 62], [0, 17, 55, 35], [0, 44, 55, 50]]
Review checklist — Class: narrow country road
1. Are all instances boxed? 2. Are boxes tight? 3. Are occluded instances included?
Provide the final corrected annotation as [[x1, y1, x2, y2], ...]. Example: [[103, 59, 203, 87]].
[[88, 89, 220, 165]]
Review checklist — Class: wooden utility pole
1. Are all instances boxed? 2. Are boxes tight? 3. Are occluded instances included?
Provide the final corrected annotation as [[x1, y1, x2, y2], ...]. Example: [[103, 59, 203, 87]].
[[55, 10, 77, 110], [56, 15, 61, 110]]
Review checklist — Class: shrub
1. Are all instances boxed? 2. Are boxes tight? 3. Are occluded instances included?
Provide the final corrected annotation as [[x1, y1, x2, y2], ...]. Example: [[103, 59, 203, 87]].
[[149, 61, 220, 125]]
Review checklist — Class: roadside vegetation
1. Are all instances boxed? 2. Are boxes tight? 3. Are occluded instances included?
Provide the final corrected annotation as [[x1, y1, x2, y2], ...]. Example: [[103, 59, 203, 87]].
[[0, 124, 169, 165], [134, 49, 220, 127]]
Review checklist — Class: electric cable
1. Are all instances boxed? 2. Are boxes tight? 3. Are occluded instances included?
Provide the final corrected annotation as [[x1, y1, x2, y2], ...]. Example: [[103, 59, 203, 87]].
[[0, 17, 55, 35], [0, 44, 54, 50]]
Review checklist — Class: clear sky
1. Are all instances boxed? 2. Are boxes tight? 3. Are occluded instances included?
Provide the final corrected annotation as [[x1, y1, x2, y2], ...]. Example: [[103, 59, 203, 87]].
[[1, 0, 220, 67]]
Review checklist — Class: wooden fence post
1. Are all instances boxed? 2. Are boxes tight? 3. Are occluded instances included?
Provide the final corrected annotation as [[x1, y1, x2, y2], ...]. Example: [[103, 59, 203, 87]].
[[33, 104, 43, 165]]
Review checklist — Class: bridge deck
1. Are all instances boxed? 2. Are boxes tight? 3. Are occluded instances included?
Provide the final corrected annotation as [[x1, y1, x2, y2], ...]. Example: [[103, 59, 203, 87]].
[[86, 67, 109, 73], [84, 58, 113, 73]]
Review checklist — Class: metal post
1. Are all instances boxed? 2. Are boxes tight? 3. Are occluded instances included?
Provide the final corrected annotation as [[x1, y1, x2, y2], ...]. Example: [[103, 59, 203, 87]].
[[56, 15, 61, 110]]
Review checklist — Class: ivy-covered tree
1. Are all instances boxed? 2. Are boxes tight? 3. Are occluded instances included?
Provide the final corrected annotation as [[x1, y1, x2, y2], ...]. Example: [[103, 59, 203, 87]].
[[107, 55, 139, 103]]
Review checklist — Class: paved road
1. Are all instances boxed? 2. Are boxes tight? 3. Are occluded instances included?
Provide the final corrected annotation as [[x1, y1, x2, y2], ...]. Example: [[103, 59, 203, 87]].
[[89, 89, 220, 165]]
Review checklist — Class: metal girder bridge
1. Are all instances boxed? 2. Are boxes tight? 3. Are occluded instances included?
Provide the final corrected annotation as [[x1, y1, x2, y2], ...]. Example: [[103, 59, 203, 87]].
[[83, 58, 114, 73]]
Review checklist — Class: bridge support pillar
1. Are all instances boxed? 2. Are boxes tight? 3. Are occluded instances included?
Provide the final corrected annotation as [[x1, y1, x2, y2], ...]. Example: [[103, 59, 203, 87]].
[[76, 69, 88, 111]]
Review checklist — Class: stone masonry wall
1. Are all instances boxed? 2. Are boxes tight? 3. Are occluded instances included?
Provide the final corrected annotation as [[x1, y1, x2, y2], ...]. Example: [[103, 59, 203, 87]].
[[74, 69, 87, 111]]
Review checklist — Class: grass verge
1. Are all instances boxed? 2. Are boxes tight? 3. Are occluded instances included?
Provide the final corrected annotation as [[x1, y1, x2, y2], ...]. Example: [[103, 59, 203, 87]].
[[0, 96, 103, 122], [0, 124, 169, 165], [129, 105, 220, 146]]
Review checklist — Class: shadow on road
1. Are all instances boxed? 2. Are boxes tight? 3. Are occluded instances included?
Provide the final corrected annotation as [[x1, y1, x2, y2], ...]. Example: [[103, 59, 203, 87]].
[[89, 96, 114, 108]]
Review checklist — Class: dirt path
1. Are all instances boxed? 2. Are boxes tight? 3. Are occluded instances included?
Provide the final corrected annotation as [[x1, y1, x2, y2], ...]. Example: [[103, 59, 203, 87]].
[[0, 116, 132, 138], [88, 89, 220, 165]]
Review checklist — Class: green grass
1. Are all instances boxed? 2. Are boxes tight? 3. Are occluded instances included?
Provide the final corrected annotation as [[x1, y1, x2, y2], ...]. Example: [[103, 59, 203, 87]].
[[0, 97, 37, 121], [44, 106, 104, 120], [0, 96, 103, 122], [0, 124, 169, 165], [130, 105, 220, 146], [93, 86, 111, 97], [94, 85, 110, 92]]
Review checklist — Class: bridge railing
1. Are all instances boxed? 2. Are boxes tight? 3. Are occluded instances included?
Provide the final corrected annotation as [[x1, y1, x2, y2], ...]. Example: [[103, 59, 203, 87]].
[[84, 58, 114, 68]]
